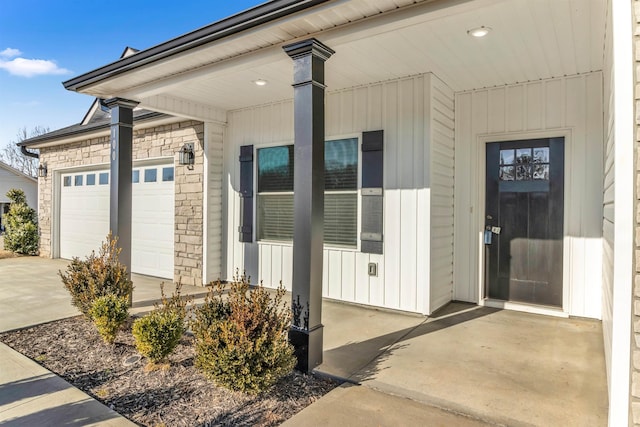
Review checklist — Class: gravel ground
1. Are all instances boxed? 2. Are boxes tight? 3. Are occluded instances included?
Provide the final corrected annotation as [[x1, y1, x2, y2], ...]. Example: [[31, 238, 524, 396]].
[[0, 316, 337, 427]]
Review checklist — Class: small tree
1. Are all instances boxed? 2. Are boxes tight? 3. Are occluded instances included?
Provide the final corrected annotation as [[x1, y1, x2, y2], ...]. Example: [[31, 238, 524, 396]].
[[3, 188, 38, 255], [59, 234, 133, 317]]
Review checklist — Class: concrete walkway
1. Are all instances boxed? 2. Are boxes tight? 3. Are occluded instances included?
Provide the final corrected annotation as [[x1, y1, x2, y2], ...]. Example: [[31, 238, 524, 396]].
[[0, 256, 608, 426]]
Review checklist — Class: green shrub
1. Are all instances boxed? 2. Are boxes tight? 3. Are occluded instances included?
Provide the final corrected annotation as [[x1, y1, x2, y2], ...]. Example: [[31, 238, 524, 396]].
[[132, 282, 189, 364], [3, 188, 38, 255], [90, 294, 129, 344], [192, 272, 296, 394], [59, 234, 133, 317], [132, 309, 184, 364]]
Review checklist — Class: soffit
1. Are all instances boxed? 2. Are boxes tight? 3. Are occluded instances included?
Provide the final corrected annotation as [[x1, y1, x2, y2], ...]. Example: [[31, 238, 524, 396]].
[[75, 0, 606, 113]]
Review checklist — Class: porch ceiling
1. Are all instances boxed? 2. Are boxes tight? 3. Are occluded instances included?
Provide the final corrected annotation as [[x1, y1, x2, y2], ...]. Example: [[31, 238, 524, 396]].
[[73, 0, 606, 116]]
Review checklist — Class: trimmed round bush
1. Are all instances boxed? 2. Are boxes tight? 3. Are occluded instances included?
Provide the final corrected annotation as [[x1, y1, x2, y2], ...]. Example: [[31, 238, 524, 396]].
[[90, 294, 129, 344], [192, 275, 296, 394], [132, 309, 184, 363]]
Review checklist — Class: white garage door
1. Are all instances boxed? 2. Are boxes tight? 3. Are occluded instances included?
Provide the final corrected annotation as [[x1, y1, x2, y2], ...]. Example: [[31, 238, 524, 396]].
[[59, 163, 175, 279]]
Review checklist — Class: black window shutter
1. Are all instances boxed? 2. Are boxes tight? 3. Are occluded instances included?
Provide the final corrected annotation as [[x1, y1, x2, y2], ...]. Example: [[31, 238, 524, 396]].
[[238, 145, 253, 243], [361, 130, 383, 254]]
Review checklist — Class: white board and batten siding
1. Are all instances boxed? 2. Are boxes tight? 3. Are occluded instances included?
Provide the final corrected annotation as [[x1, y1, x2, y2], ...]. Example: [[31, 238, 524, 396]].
[[223, 73, 455, 315], [454, 72, 604, 319]]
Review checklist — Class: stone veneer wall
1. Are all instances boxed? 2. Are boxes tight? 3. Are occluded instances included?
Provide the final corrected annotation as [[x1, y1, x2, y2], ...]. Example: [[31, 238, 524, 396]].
[[38, 120, 205, 285]]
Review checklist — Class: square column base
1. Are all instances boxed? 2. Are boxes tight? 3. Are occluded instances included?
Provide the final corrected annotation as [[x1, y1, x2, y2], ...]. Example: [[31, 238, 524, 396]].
[[289, 324, 324, 372]]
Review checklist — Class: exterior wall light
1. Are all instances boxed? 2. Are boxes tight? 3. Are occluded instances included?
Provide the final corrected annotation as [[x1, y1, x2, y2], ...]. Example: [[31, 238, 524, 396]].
[[179, 143, 195, 169], [37, 163, 47, 178], [467, 26, 492, 38]]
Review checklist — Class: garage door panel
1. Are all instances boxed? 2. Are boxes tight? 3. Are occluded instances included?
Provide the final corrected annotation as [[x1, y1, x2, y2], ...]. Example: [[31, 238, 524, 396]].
[[131, 177, 174, 278], [60, 164, 175, 279], [60, 182, 109, 260]]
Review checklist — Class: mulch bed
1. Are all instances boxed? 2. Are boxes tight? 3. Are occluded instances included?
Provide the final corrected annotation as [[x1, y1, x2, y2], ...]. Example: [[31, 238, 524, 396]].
[[0, 246, 17, 259], [0, 251, 16, 259], [0, 316, 337, 426]]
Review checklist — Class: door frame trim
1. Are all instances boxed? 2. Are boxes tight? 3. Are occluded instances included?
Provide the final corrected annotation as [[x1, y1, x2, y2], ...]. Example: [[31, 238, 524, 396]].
[[475, 129, 572, 314]]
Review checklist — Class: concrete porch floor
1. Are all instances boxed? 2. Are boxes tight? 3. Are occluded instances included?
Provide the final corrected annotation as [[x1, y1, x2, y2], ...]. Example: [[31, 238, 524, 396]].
[[318, 301, 608, 426], [0, 256, 608, 426]]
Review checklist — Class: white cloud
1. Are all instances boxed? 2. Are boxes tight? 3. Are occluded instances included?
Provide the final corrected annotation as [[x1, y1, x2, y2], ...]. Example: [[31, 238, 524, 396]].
[[0, 57, 71, 78], [0, 48, 22, 58]]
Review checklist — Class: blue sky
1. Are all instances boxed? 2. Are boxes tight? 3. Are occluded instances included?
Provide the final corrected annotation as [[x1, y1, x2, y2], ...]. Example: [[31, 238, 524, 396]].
[[0, 0, 263, 147]]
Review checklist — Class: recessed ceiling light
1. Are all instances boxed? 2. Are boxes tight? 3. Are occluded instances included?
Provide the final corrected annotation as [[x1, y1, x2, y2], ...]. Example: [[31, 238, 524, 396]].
[[254, 79, 268, 86], [467, 26, 492, 38]]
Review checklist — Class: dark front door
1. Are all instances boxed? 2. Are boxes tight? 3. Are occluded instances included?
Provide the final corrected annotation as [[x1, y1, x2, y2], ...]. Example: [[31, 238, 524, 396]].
[[485, 138, 564, 307]]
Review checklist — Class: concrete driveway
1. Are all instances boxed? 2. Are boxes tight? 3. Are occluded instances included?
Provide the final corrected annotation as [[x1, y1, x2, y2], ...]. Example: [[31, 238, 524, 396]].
[[0, 255, 205, 426], [0, 257, 76, 332], [0, 256, 609, 426], [0, 256, 207, 332]]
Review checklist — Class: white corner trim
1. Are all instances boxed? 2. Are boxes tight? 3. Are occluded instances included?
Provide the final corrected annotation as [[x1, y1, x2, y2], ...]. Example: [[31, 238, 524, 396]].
[[608, 0, 634, 425], [202, 123, 210, 285], [52, 170, 61, 259]]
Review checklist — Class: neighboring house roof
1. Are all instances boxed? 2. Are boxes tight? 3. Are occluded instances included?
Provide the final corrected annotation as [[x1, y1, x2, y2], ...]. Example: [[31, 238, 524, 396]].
[[0, 161, 38, 207], [63, 0, 330, 92], [0, 160, 37, 183]]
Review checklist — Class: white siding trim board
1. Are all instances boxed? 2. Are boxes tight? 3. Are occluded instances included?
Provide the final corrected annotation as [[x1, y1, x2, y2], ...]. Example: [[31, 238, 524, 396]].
[[607, 0, 634, 423]]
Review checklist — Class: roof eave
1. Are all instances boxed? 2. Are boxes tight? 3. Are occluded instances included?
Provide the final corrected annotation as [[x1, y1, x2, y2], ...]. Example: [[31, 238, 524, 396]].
[[18, 112, 168, 147], [62, 0, 332, 92]]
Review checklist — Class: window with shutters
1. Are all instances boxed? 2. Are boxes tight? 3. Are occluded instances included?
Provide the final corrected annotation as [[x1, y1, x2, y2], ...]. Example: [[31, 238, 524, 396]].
[[256, 138, 358, 247]]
